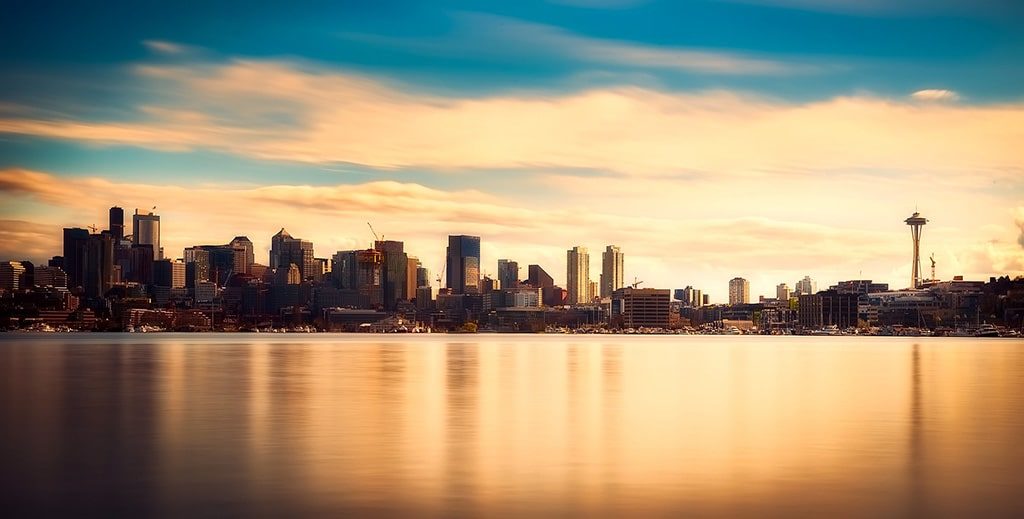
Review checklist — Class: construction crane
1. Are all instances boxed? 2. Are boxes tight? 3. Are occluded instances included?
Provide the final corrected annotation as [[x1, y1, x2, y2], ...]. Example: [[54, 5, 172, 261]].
[[87, 224, 99, 233], [366, 222, 380, 243], [930, 253, 936, 281], [435, 262, 446, 290], [630, 277, 644, 289]]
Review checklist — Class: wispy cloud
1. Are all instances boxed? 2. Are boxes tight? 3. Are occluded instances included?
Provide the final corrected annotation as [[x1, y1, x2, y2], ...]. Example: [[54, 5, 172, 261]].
[[142, 40, 194, 55], [911, 89, 960, 102], [343, 13, 812, 76]]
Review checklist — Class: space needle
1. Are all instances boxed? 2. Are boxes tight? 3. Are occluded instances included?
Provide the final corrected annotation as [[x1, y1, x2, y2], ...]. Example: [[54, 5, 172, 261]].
[[905, 211, 928, 289]]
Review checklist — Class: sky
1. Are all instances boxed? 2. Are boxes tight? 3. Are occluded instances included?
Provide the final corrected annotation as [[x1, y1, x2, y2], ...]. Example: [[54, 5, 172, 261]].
[[1, 0, 1023, 301]]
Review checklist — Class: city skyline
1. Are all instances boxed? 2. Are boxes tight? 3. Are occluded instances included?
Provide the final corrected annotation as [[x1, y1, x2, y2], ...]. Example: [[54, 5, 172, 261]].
[[1, 1, 1023, 299]]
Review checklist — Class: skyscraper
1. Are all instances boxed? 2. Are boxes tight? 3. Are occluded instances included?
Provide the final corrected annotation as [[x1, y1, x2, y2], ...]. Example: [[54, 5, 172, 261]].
[[728, 277, 750, 305], [132, 209, 161, 259], [229, 236, 255, 273], [600, 245, 624, 298], [108, 206, 124, 243], [83, 233, 114, 299], [566, 246, 590, 304], [0, 261, 25, 291], [527, 264, 554, 288], [446, 235, 481, 294], [270, 229, 315, 280], [62, 227, 90, 291], [796, 275, 817, 296], [375, 240, 408, 310], [497, 259, 519, 289], [776, 283, 791, 301]]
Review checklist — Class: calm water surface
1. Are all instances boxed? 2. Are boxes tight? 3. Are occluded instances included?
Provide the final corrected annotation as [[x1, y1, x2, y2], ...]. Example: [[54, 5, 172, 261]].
[[1, 334, 1023, 518]]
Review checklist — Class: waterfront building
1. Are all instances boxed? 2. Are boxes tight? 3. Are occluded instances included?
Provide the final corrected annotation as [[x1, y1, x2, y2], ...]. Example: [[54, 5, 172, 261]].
[[600, 245, 624, 298], [566, 246, 590, 304], [611, 287, 671, 328], [728, 277, 750, 305], [527, 264, 554, 289], [0, 261, 26, 291]]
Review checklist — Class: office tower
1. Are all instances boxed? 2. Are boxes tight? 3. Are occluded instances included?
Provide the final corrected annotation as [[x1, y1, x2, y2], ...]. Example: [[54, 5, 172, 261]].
[[184, 247, 211, 289], [129, 244, 155, 285], [270, 228, 290, 269], [702, 294, 709, 306], [375, 240, 408, 310], [83, 233, 114, 298], [692, 289, 703, 307], [588, 280, 598, 302], [600, 245, 624, 298], [566, 246, 590, 304], [406, 257, 420, 299], [728, 277, 750, 305], [332, 249, 383, 308], [270, 229, 315, 280], [498, 259, 519, 289], [905, 212, 928, 288], [796, 275, 817, 296], [481, 276, 500, 293], [527, 264, 554, 289], [153, 259, 186, 288], [63, 227, 90, 290], [132, 209, 161, 259], [0, 261, 26, 291], [777, 283, 791, 301], [611, 288, 671, 328], [416, 266, 430, 288], [108, 206, 124, 243], [229, 236, 255, 273], [446, 235, 481, 294]]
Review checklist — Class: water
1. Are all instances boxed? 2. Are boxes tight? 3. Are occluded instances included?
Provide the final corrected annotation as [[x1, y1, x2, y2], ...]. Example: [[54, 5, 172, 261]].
[[1, 334, 1023, 518]]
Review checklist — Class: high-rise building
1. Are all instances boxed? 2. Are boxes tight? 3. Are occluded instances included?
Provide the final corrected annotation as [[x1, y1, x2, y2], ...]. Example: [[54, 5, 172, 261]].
[[132, 209, 161, 259], [497, 259, 519, 289], [184, 247, 211, 290], [332, 249, 383, 308], [728, 277, 750, 305], [796, 275, 817, 296], [693, 289, 703, 307], [566, 246, 590, 304], [0, 261, 26, 291], [108, 206, 124, 243], [416, 266, 430, 288], [446, 235, 481, 294], [588, 280, 598, 302], [154, 259, 187, 289], [406, 256, 420, 300], [229, 236, 255, 272], [375, 240, 408, 310], [270, 229, 315, 280], [83, 233, 114, 299], [600, 245, 624, 298], [527, 264, 554, 288], [63, 227, 90, 291], [776, 283, 791, 301]]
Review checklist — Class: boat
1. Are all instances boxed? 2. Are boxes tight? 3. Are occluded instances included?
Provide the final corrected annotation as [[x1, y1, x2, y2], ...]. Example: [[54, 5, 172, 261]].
[[975, 324, 999, 338]]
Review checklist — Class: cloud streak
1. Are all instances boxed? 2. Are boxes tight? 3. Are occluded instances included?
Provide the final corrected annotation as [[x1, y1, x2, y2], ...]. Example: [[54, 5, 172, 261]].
[[0, 59, 1021, 182]]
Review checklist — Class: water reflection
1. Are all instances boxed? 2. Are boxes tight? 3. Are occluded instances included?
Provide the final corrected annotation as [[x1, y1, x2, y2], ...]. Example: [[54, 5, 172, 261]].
[[1, 334, 1023, 518]]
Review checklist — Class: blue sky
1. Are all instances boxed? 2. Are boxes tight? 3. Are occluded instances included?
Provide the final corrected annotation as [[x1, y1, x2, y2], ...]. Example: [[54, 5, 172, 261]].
[[1, 0, 1022, 298]]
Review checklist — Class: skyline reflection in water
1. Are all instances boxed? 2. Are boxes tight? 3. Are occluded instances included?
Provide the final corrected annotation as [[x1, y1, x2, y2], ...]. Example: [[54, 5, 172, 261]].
[[1, 334, 1023, 518]]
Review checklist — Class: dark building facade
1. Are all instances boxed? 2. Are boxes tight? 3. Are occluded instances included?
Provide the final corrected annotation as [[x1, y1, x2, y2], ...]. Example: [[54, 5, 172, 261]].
[[527, 264, 554, 289], [446, 235, 480, 295], [611, 287, 670, 328], [62, 227, 90, 291], [798, 290, 859, 329], [108, 206, 124, 243], [375, 240, 408, 310]]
